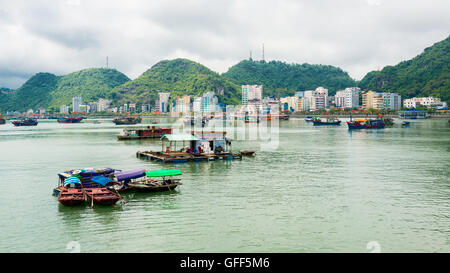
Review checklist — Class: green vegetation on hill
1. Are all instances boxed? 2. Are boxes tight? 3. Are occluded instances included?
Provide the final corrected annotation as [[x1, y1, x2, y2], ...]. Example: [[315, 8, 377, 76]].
[[0, 68, 130, 112], [111, 58, 241, 107], [222, 60, 356, 97], [359, 35, 450, 103]]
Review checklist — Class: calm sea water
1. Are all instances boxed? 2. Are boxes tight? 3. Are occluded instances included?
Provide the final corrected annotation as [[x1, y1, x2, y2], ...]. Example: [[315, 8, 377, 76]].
[[0, 118, 449, 253]]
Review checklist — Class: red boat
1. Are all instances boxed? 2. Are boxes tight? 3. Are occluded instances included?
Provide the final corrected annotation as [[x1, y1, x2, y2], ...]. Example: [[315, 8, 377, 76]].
[[85, 188, 120, 205], [57, 188, 87, 206]]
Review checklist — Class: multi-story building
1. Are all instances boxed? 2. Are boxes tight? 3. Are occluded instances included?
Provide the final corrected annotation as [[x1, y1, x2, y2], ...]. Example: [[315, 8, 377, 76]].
[[193, 97, 202, 113], [202, 92, 219, 113], [129, 103, 136, 113], [72, 96, 82, 113], [382, 93, 402, 110], [158, 92, 170, 113], [60, 105, 69, 114], [123, 104, 128, 113], [335, 87, 360, 109], [242, 85, 263, 107], [98, 98, 111, 112], [362, 91, 383, 110], [403, 97, 442, 108], [280, 96, 299, 112]]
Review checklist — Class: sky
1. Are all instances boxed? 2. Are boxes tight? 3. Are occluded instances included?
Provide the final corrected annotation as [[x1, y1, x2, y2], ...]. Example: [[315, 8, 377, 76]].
[[0, 0, 449, 88]]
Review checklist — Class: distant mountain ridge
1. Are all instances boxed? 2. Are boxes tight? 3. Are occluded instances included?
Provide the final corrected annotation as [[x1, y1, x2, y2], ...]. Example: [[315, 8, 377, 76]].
[[111, 58, 241, 107], [0, 68, 130, 112], [222, 60, 356, 97], [359, 35, 450, 103]]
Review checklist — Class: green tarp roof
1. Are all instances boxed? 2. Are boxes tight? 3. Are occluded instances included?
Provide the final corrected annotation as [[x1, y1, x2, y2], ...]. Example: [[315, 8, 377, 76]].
[[145, 169, 182, 177], [161, 134, 199, 141]]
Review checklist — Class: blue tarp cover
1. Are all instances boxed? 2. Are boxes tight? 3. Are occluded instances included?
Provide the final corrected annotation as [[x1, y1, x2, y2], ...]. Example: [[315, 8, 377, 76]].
[[90, 176, 113, 186]]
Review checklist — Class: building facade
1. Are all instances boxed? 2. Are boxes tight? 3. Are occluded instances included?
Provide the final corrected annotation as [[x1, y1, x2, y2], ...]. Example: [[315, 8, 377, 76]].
[[242, 85, 263, 106], [72, 96, 82, 113]]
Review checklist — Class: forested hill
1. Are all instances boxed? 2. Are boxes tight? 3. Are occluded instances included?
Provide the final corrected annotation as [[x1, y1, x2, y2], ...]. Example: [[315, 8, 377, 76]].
[[0, 68, 130, 112], [222, 60, 356, 97], [111, 58, 241, 106], [359, 35, 450, 103]]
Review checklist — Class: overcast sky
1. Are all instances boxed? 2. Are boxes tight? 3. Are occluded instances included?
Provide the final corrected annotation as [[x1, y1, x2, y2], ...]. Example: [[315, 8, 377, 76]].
[[0, 0, 449, 88]]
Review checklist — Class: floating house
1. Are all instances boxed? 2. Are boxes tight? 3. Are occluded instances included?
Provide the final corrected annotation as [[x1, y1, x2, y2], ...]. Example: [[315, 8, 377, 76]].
[[136, 131, 242, 163]]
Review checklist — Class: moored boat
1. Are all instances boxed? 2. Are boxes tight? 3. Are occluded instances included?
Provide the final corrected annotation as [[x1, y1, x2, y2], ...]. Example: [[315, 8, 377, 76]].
[[305, 116, 314, 122], [57, 177, 87, 206], [58, 116, 83, 123], [347, 118, 385, 129], [12, 118, 38, 126], [84, 187, 120, 205], [117, 126, 172, 140], [402, 121, 410, 126], [312, 118, 341, 126], [113, 116, 142, 125], [127, 169, 182, 192], [239, 150, 256, 156]]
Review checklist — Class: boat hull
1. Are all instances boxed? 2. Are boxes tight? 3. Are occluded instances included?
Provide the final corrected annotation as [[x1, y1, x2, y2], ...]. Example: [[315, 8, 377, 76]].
[[57, 117, 83, 123], [85, 188, 120, 205], [129, 183, 180, 193], [347, 122, 385, 129], [313, 120, 341, 126], [57, 189, 86, 206]]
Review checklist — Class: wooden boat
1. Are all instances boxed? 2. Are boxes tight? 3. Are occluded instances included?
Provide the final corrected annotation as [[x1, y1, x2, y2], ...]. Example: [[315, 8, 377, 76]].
[[108, 168, 146, 192], [113, 116, 142, 125], [347, 118, 385, 129], [402, 121, 410, 126], [57, 177, 87, 206], [58, 116, 83, 123], [84, 188, 120, 205], [0, 118, 5, 125], [56, 167, 116, 193], [305, 116, 314, 122], [239, 150, 256, 156], [12, 118, 38, 126], [313, 118, 341, 126], [117, 126, 172, 140], [127, 169, 182, 193]]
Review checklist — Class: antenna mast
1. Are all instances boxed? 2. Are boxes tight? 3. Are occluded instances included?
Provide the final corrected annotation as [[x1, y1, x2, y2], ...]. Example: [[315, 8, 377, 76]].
[[106, 56, 109, 68], [262, 43, 265, 61]]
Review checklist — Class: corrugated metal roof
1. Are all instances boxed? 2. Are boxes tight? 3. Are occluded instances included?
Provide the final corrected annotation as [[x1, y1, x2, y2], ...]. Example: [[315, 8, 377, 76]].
[[161, 134, 199, 141]]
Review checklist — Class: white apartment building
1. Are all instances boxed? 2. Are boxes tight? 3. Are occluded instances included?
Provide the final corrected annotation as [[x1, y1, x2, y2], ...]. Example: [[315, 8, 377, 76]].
[[403, 97, 442, 108], [72, 96, 82, 113], [98, 98, 111, 112], [242, 85, 263, 106], [193, 97, 202, 113], [60, 105, 69, 114]]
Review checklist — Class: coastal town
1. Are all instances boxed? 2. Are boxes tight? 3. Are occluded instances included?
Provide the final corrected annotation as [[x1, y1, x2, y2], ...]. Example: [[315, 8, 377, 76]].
[[2, 85, 448, 119]]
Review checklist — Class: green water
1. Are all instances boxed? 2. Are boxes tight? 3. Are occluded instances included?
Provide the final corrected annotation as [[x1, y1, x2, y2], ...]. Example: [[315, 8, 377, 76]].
[[0, 118, 449, 253]]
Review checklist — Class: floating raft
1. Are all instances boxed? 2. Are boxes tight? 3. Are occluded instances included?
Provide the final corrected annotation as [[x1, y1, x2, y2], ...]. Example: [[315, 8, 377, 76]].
[[136, 151, 242, 163]]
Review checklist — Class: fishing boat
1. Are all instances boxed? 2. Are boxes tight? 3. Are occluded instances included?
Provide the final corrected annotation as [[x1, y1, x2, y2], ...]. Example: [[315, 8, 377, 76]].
[[312, 118, 341, 126], [55, 167, 116, 195], [57, 177, 87, 206], [347, 118, 385, 129], [113, 116, 142, 125], [57, 116, 83, 123], [108, 168, 146, 192], [84, 187, 120, 205], [305, 116, 314, 122], [117, 126, 172, 140], [239, 150, 256, 156], [12, 117, 38, 126], [402, 121, 410, 126], [127, 169, 182, 192]]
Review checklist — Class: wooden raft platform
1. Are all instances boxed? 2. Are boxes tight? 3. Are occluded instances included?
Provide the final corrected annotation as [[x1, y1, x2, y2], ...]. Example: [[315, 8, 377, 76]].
[[136, 151, 242, 163]]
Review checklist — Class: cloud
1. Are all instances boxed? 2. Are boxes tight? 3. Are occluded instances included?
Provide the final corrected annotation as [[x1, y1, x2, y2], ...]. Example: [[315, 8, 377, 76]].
[[0, 0, 449, 88]]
